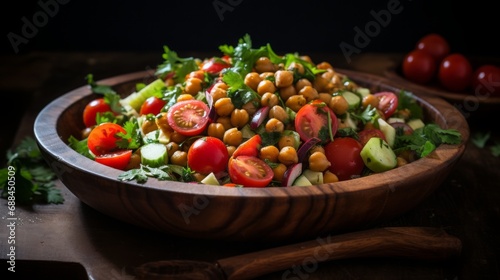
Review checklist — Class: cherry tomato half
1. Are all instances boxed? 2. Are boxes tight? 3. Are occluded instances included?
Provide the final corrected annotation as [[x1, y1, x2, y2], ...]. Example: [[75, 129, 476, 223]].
[[294, 101, 338, 143], [140, 96, 166, 115], [324, 137, 364, 181], [471, 64, 500, 97], [187, 136, 229, 175], [87, 122, 128, 156], [94, 149, 132, 170], [232, 134, 262, 158], [83, 98, 113, 127], [373, 92, 398, 119], [228, 155, 273, 188], [167, 100, 210, 136], [201, 57, 231, 75], [402, 49, 437, 84], [416, 33, 450, 62], [438, 53, 473, 92], [357, 128, 386, 147]]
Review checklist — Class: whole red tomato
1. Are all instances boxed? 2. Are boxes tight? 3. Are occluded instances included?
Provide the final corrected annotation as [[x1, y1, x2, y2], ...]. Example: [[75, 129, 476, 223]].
[[438, 53, 473, 92], [402, 49, 437, 84], [471, 64, 500, 97], [416, 33, 450, 62], [324, 137, 364, 181], [187, 136, 229, 175]]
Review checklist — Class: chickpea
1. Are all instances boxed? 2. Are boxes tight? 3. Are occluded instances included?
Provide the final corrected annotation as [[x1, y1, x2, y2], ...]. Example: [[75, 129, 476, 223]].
[[316, 61, 334, 70], [268, 105, 289, 123], [298, 85, 319, 102], [261, 92, 279, 107], [155, 112, 173, 134], [278, 146, 298, 166], [226, 145, 236, 157], [211, 87, 227, 102], [170, 131, 187, 145], [265, 118, 284, 133], [257, 79, 276, 96], [323, 170, 339, 183], [207, 122, 225, 139], [242, 101, 258, 116], [217, 116, 232, 131], [184, 77, 203, 95], [231, 109, 250, 128], [272, 163, 287, 182], [260, 145, 280, 163], [308, 152, 331, 172], [309, 145, 325, 155], [223, 127, 243, 146], [177, 93, 194, 102], [279, 85, 296, 101], [254, 57, 276, 73], [300, 55, 313, 64], [192, 172, 206, 182], [362, 94, 379, 110], [186, 70, 205, 80], [329, 95, 349, 115], [166, 142, 179, 158], [313, 75, 330, 93], [278, 134, 298, 150], [81, 127, 92, 139], [288, 62, 305, 75], [170, 150, 188, 166], [244, 72, 262, 91], [141, 118, 158, 135], [212, 81, 229, 91], [125, 151, 141, 170], [214, 97, 235, 117], [259, 72, 275, 80], [285, 95, 307, 112], [295, 78, 312, 92], [274, 70, 294, 88], [397, 156, 408, 167], [318, 93, 332, 105]]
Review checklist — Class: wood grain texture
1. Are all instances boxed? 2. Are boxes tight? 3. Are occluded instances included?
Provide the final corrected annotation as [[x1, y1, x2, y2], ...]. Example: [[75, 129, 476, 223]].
[[33, 69, 470, 242]]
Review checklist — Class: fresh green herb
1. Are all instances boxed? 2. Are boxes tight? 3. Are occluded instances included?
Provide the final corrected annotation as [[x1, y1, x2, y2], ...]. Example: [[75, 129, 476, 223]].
[[219, 33, 268, 77], [116, 119, 141, 150], [68, 136, 93, 159], [491, 142, 500, 157], [336, 127, 359, 139], [471, 131, 491, 148], [350, 105, 378, 125], [155, 46, 198, 84], [86, 74, 123, 114], [0, 137, 63, 205], [393, 123, 462, 158], [261, 131, 281, 147], [118, 164, 193, 183], [222, 70, 260, 108], [397, 90, 423, 120]]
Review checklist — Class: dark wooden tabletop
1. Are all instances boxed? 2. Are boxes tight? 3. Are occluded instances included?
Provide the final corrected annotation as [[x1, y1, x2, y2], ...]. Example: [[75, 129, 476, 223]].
[[1, 51, 499, 280]]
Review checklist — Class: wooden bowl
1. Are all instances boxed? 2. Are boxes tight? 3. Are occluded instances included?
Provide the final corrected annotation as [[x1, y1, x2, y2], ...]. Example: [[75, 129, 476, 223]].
[[34, 69, 469, 242]]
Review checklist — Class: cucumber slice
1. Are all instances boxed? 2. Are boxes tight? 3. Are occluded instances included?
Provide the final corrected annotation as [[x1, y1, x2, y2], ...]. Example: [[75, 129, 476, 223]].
[[201, 172, 220, 186], [387, 117, 405, 124], [356, 87, 371, 99], [342, 91, 361, 110], [377, 118, 396, 147], [140, 143, 168, 167], [302, 169, 323, 185], [120, 79, 166, 111], [293, 175, 312, 186], [407, 119, 425, 131], [143, 129, 170, 144], [240, 124, 256, 139], [360, 137, 397, 173]]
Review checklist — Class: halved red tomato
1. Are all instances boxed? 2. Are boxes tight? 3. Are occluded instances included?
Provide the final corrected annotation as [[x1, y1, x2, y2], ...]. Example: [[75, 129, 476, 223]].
[[228, 155, 273, 188], [83, 98, 114, 127], [294, 101, 338, 143], [232, 134, 262, 158], [167, 100, 210, 136], [94, 150, 132, 170], [373, 92, 398, 119], [87, 122, 127, 156], [357, 128, 386, 147], [140, 96, 166, 115]]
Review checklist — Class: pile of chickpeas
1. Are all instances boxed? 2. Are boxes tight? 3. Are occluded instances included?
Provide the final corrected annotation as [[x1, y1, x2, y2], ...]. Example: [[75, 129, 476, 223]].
[[135, 55, 384, 185]]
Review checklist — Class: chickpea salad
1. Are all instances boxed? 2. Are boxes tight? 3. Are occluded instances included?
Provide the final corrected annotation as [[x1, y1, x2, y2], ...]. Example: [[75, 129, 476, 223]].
[[68, 34, 462, 187]]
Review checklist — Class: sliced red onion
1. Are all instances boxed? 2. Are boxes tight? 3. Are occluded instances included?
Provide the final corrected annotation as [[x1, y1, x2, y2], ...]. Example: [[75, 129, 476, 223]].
[[250, 106, 270, 130], [282, 163, 303, 187], [297, 137, 321, 164]]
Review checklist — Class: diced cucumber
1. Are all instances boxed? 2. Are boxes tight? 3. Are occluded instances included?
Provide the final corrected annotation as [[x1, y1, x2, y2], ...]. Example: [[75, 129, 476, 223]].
[[342, 91, 361, 110], [240, 124, 256, 139], [341, 112, 358, 130], [378, 118, 396, 147], [387, 117, 405, 124], [140, 143, 168, 167], [293, 175, 312, 186], [360, 137, 397, 173], [120, 79, 166, 111], [356, 87, 371, 99], [143, 129, 170, 144], [201, 172, 220, 186], [407, 119, 425, 131], [302, 169, 323, 185]]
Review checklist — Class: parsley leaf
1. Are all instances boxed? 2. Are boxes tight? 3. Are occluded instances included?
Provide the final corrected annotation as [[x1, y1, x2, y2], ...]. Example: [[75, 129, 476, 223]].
[[471, 131, 491, 148], [155, 46, 198, 84], [491, 142, 500, 157], [0, 137, 64, 205]]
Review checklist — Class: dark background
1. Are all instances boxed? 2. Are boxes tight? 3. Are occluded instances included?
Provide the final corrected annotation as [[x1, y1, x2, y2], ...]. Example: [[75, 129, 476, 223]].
[[1, 0, 498, 56]]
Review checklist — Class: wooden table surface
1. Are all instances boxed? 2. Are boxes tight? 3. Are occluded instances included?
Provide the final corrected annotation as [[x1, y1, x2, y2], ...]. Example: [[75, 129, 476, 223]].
[[1, 51, 499, 280]]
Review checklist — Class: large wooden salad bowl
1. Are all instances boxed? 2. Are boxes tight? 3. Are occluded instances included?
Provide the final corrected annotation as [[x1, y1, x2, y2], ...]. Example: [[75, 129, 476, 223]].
[[34, 69, 469, 242]]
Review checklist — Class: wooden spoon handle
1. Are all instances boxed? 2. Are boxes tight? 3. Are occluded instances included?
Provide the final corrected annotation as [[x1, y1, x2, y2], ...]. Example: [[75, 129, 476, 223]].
[[218, 227, 462, 280], [135, 227, 462, 280]]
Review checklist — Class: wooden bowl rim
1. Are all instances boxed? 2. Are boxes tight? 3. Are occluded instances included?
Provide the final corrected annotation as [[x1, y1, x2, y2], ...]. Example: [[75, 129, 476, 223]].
[[34, 69, 470, 199]]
